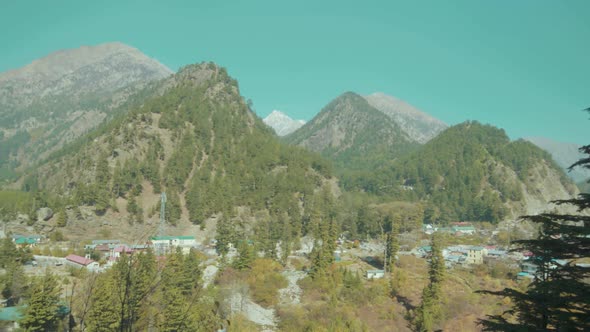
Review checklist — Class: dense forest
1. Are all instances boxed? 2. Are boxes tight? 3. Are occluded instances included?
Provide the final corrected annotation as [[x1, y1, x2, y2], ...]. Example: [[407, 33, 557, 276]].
[[341, 121, 571, 223], [284, 92, 419, 171], [16, 63, 337, 254]]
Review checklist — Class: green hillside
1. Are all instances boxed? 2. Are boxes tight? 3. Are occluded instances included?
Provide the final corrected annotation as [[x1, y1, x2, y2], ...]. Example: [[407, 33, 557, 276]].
[[25, 62, 334, 250], [343, 121, 572, 223], [285, 92, 419, 171]]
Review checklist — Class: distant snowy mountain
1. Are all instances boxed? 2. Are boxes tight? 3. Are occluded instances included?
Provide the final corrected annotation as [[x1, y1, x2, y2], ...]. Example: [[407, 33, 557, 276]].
[[525, 137, 590, 183], [364, 92, 447, 143], [263, 110, 306, 136]]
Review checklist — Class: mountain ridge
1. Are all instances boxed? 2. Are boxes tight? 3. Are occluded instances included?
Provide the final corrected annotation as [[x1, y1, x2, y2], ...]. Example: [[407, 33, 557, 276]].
[[0, 42, 173, 180], [285, 91, 419, 170], [364, 92, 447, 143], [25, 62, 336, 244], [343, 121, 577, 222]]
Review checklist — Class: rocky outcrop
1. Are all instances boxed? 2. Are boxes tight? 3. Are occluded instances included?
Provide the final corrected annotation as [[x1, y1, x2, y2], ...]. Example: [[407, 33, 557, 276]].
[[364, 92, 447, 143], [36, 207, 54, 222]]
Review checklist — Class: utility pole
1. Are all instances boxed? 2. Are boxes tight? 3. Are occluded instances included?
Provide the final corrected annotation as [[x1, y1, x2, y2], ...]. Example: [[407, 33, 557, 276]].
[[159, 192, 166, 237]]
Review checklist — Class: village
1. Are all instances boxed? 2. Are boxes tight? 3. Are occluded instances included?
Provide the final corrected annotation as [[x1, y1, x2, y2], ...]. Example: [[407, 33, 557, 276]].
[[0, 217, 582, 330], [3, 221, 540, 279]]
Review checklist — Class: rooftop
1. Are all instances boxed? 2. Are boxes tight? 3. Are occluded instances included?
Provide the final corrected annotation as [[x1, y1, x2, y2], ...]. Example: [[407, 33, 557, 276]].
[[66, 254, 95, 266], [151, 236, 196, 241], [15, 237, 36, 244], [0, 306, 24, 321]]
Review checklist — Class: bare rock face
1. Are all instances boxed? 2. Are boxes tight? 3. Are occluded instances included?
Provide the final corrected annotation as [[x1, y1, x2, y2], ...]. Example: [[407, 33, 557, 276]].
[[0, 42, 172, 108], [16, 213, 30, 224], [0, 42, 173, 170], [36, 207, 54, 222], [364, 92, 448, 143]]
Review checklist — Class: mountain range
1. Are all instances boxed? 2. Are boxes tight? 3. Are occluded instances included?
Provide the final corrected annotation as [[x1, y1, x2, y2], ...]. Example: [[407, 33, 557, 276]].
[[23, 61, 334, 241], [0, 42, 581, 236], [0, 42, 172, 180]]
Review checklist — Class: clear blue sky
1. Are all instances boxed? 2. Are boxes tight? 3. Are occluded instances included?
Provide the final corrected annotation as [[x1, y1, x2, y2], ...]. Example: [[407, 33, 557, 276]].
[[1, 0, 589, 144]]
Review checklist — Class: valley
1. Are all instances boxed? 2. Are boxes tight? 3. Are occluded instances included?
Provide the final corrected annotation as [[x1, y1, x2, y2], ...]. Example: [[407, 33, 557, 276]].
[[0, 42, 588, 332]]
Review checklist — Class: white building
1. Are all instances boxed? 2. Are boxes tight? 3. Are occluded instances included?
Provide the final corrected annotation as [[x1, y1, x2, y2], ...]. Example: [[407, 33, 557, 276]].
[[150, 236, 197, 254], [366, 269, 385, 279]]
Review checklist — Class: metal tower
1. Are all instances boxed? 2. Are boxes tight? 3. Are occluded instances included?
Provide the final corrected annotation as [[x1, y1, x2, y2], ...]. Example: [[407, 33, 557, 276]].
[[159, 192, 167, 237]]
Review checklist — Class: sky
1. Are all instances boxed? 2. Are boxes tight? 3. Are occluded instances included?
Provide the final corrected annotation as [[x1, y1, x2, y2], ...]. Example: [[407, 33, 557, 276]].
[[1, 0, 589, 144]]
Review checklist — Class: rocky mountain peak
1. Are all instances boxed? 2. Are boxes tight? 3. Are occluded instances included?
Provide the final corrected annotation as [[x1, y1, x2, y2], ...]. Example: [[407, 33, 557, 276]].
[[0, 42, 174, 175], [364, 92, 447, 143], [263, 110, 305, 136]]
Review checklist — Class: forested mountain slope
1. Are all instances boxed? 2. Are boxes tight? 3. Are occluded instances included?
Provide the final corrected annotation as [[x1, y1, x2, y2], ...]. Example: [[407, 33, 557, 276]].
[[25, 62, 335, 248], [343, 121, 577, 222], [285, 92, 419, 170], [0, 42, 172, 180]]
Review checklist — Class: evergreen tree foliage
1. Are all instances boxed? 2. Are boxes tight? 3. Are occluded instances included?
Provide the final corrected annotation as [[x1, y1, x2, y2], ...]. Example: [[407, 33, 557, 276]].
[[86, 274, 120, 332], [0, 237, 32, 268], [385, 217, 400, 274], [478, 112, 590, 331], [20, 272, 62, 332], [343, 121, 568, 223], [233, 240, 255, 270], [309, 193, 338, 279], [0, 262, 27, 306], [29, 62, 333, 237], [56, 207, 67, 227], [414, 233, 446, 332]]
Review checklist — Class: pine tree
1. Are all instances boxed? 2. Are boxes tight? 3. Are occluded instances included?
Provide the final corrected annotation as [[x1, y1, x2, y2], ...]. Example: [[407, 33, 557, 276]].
[[20, 272, 62, 332], [234, 240, 255, 270], [0, 262, 27, 306], [414, 232, 446, 332], [56, 207, 67, 227], [385, 217, 400, 274], [478, 111, 590, 331], [86, 274, 120, 332]]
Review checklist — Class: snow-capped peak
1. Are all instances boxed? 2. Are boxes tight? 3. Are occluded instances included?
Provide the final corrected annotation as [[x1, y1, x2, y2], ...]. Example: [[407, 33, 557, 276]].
[[263, 110, 306, 136]]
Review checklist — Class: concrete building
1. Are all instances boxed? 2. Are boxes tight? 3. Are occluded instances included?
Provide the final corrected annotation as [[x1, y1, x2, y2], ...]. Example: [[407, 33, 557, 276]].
[[150, 236, 197, 254], [366, 269, 385, 279], [65, 254, 99, 271], [465, 246, 485, 264]]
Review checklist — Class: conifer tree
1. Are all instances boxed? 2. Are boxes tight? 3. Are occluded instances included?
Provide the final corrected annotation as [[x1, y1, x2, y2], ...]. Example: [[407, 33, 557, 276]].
[[234, 240, 255, 270], [385, 216, 400, 274], [478, 110, 590, 331], [86, 275, 120, 332], [56, 207, 67, 227], [414, 232, 446, 332], [20, 272, 62, 332]]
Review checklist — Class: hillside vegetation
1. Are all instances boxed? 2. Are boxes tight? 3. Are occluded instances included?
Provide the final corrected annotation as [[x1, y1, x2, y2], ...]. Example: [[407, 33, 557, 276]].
[[342, 121, 574, 223], [26, 62, 334, 248], [285, 92, 419, 171]]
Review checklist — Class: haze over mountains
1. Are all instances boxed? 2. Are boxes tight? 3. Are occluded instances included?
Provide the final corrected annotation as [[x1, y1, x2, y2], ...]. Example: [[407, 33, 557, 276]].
[[525, 137, 590, 184], [0, 42, 172, 179]]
